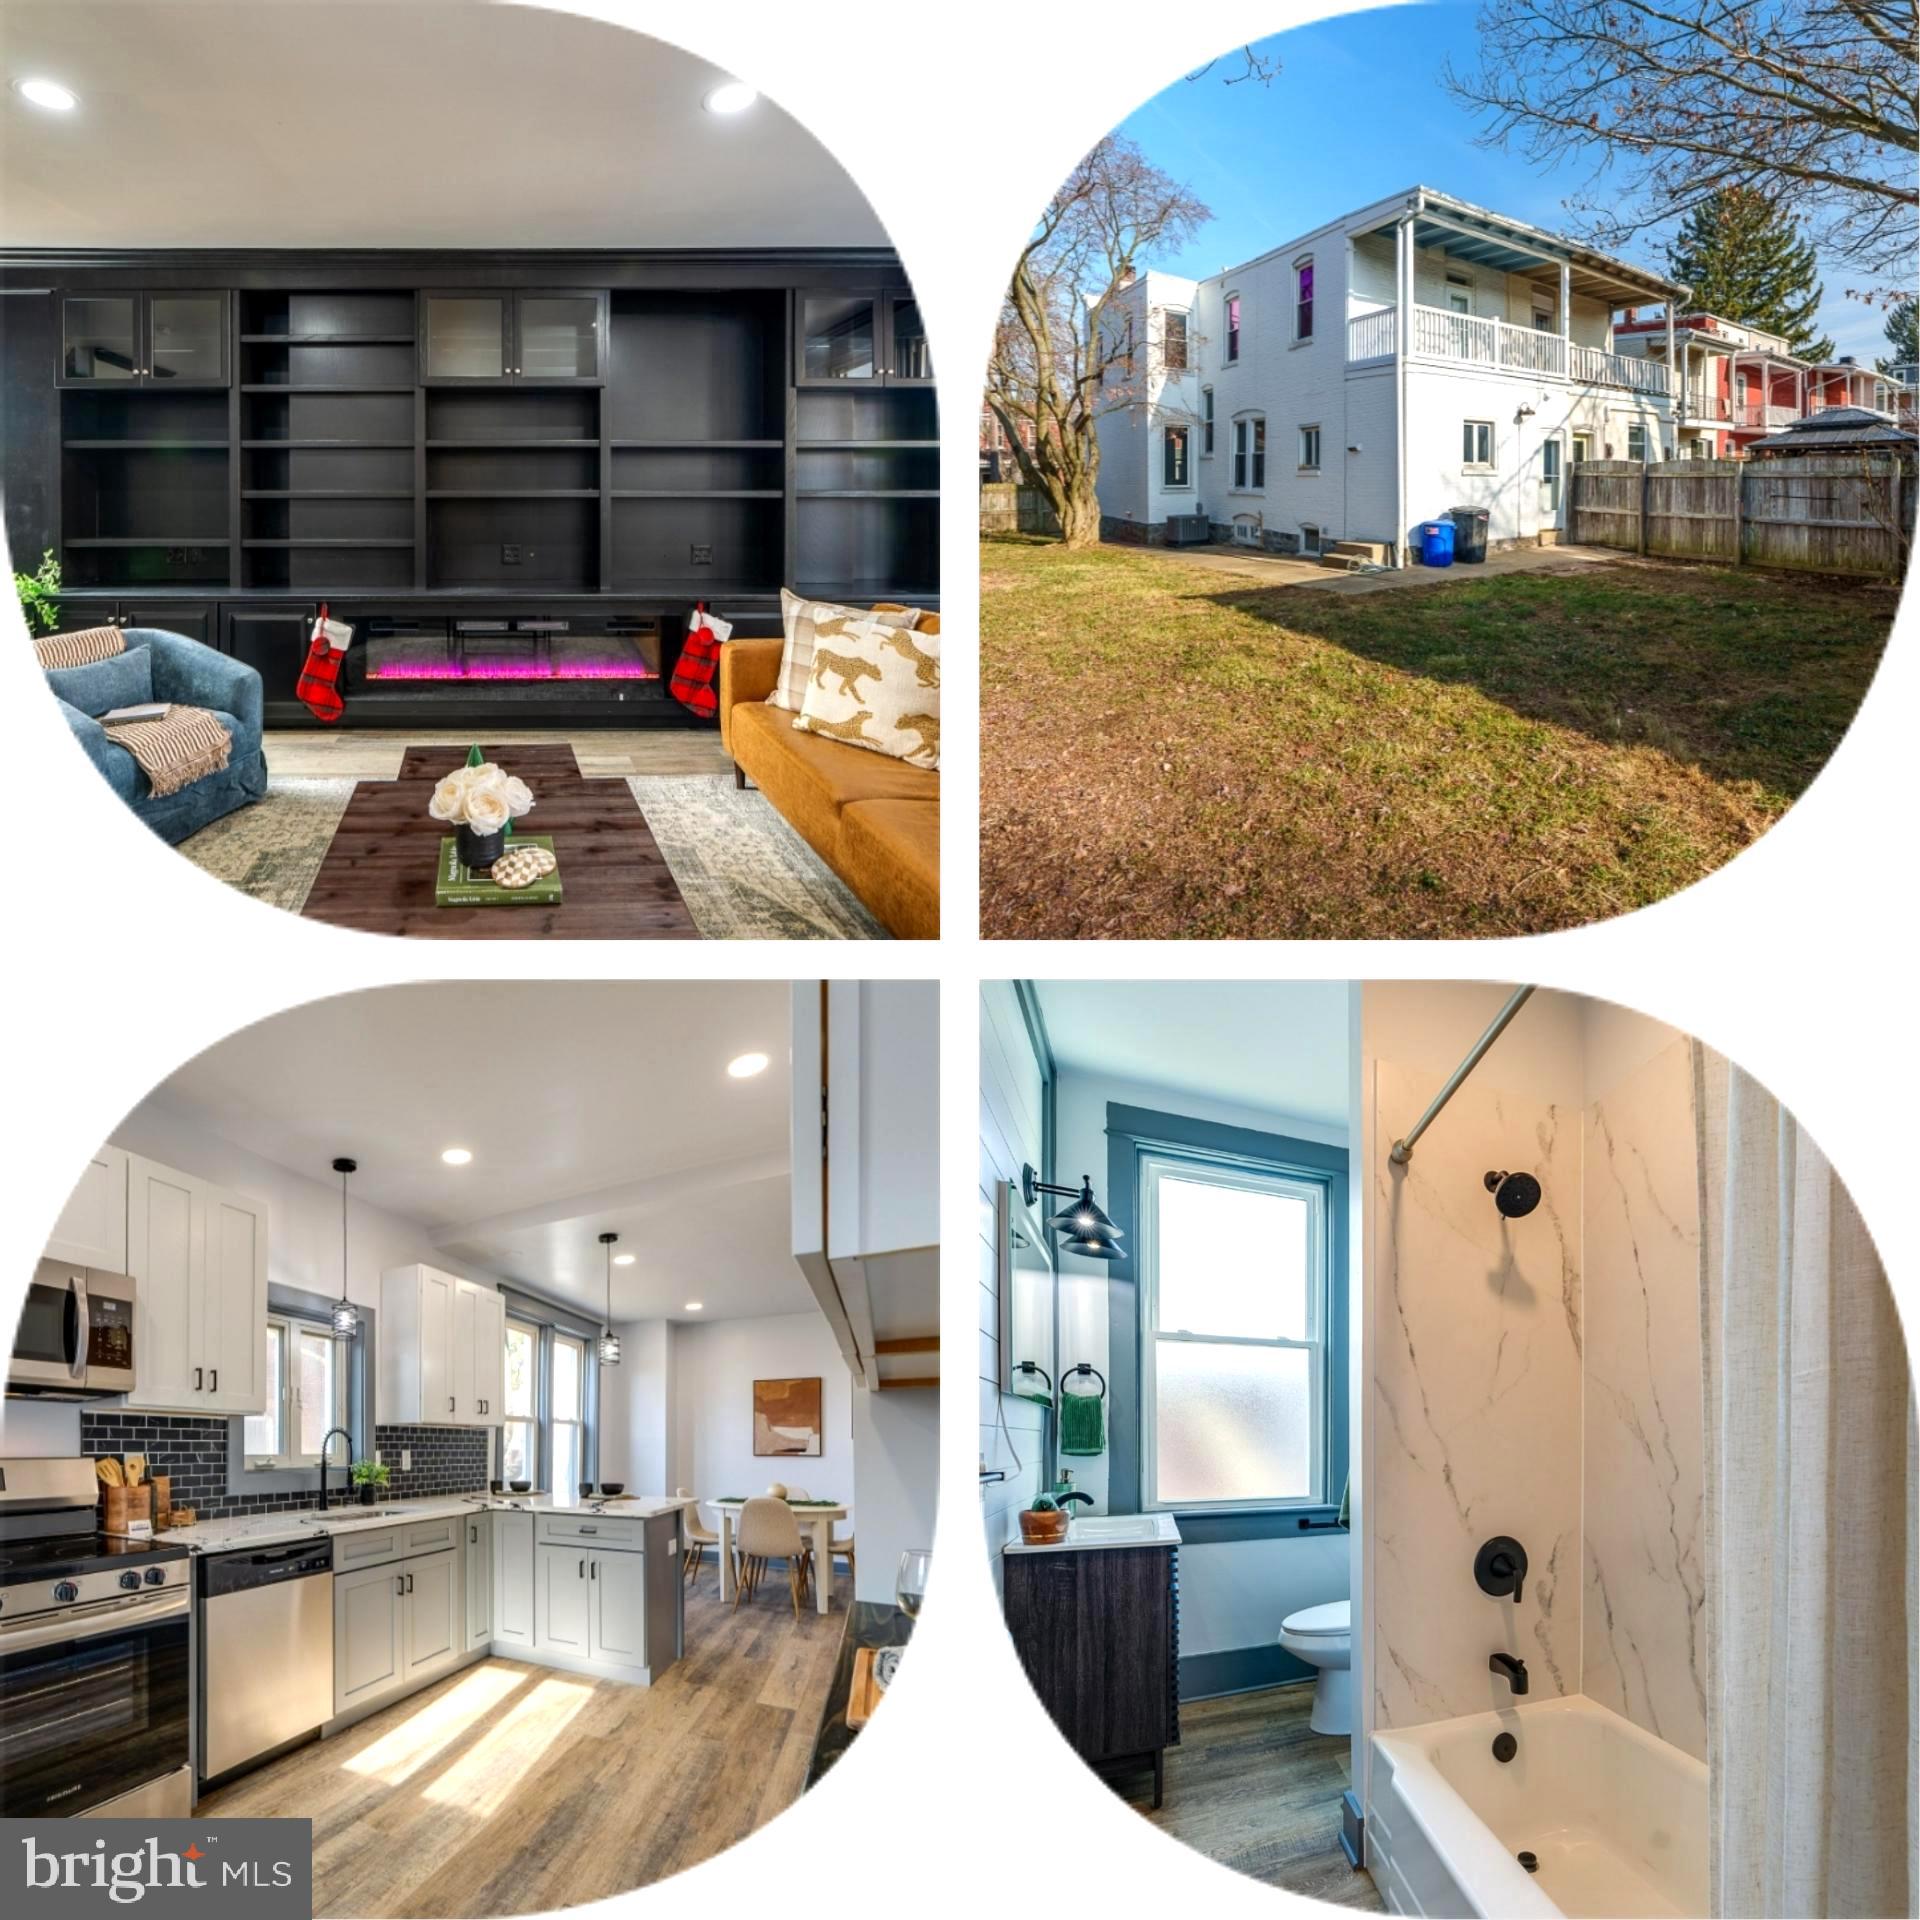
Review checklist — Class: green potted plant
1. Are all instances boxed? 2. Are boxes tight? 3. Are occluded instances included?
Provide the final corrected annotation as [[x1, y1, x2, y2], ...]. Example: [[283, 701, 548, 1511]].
[[349, 1458, 391, 1507], [1018, 1492, 1069, 1545], [13, 548, 60, 636]]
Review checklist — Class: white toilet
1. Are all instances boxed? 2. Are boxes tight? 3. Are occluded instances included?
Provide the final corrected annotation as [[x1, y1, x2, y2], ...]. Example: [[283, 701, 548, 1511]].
[[1279, 1600, 1352, 1735]]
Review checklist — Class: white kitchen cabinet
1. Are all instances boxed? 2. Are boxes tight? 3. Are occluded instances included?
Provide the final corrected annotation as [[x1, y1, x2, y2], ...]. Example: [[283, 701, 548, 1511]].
[[334, 1561, 406, 1718], [46, 1145, 128, 1272], [402, 1549, 461, 1683], [535, 1543, 593, 1655], [589, 1548, 651, 1676], [123, 1155, 268, 1415], [465, 1514, 492, 1651], [381, 1264, 504, 1427], [492, 1509, 535, 1649]]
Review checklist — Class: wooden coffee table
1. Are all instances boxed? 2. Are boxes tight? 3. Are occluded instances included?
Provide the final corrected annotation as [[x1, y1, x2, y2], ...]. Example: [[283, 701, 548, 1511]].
[[301, 744, 698, 938]]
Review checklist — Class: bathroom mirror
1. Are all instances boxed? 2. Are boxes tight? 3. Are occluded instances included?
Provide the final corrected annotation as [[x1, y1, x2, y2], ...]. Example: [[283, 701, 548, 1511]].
[[996, 1180, 1056, 1405]]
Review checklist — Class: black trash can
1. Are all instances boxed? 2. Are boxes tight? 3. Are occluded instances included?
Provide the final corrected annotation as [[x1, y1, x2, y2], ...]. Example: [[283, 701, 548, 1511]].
[[1448, 506, 1490, 564]]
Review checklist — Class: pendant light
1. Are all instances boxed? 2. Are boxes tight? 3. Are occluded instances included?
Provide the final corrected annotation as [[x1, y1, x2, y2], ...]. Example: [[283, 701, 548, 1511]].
[[330, 1158, 360, 1338], [1021, 1165, 1124, 1262], [597, 1232, 622, 1365]]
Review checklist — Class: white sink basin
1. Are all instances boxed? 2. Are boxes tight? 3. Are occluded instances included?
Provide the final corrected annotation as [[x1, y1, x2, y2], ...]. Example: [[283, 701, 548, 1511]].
[[308, 1505, 418, 1526], [1068, 1516, 1168, 1544]]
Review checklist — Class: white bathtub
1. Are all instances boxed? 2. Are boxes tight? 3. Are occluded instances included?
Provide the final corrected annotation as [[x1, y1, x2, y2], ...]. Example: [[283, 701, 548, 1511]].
[[1368, 1696, 1707, 1918]]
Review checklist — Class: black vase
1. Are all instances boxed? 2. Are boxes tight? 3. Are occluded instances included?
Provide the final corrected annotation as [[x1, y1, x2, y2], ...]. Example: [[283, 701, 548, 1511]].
[[358, 1483, 376, 1507], [456, 822, 506, 872]]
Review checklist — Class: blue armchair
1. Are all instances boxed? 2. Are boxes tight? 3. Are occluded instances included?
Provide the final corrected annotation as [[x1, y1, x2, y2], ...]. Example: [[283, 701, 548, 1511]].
[[45, 627, 268, 845]]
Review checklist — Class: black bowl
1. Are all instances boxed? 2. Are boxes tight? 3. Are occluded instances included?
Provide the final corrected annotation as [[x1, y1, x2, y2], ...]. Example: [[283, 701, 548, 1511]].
[[508, 1479, 532, 1493], [600, 1481, 626, 1496]]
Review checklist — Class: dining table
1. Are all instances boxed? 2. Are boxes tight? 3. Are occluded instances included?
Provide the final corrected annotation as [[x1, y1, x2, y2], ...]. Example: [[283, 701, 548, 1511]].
[[706, 1496, 848, 1614]]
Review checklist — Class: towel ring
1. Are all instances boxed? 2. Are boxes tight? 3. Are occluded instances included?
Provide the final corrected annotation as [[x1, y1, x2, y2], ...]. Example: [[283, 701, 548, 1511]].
[[1013, 1361, 1054, 1396], [1060, 1363, 1107, 1399]]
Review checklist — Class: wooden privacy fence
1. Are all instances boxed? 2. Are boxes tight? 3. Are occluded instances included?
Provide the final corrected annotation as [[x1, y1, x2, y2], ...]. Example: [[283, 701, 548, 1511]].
[[980, 482, 1061, 536], [1569, 457, 1911, 577]]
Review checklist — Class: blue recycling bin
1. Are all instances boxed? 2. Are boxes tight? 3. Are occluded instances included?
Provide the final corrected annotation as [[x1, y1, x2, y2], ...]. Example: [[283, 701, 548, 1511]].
[[1419, 520, 1455, 567]]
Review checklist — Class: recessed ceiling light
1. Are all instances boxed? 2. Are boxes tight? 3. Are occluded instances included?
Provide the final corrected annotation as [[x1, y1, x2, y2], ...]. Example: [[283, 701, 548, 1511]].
[[612, 1253, 636, 1267], [684, 1301, 704, 1312], [704, 81, 757, 116], [727, 1051, 769, 1079], [12, 78, 78, 112], [440, 1147, 473, 1166]]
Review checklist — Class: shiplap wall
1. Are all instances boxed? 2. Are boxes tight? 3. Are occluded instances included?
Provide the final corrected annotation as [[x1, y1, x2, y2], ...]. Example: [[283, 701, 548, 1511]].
[[979, 983, 1048, 1588]]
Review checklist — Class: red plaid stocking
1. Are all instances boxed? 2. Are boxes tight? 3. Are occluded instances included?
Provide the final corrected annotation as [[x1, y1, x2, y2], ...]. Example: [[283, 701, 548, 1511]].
[[297, 603, 347, 724]]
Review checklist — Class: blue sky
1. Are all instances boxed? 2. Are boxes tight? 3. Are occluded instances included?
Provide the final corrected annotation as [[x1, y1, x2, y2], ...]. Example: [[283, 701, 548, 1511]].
[[1116, 4, 1883, 361]]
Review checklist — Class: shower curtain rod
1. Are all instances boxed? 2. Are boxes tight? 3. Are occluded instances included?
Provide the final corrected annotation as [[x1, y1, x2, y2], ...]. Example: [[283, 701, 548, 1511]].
[[1388, 985, 1535, 1165]]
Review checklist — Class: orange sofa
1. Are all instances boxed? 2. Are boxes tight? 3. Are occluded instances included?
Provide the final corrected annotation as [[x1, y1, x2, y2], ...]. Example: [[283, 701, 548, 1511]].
[[717, 606, 939, 940]]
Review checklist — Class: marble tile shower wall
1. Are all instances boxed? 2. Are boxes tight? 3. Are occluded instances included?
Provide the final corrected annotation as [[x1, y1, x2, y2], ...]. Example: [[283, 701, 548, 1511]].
[[1582, 1037, 1706, 1761], [77, 1412, 490, 1521], [1370, 1061, 1584, 1730]]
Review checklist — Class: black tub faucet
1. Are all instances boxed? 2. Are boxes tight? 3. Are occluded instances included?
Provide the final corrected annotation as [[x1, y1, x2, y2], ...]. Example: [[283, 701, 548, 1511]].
[[1489, 1653, 1529, 1696]]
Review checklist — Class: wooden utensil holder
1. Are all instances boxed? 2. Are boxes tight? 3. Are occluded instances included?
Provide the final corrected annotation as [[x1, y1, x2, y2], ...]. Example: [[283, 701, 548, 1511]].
[[101, 1482, 154, 1535]]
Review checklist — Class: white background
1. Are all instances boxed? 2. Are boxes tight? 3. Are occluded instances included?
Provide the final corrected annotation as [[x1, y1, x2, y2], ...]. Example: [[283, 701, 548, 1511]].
[[1, 2, 1914, 1916]]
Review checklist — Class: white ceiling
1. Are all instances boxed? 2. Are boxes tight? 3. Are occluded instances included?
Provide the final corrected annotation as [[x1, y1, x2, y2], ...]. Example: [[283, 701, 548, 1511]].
[[147, 980, 813, 1322], [1034, 981, 1353, 1132], [0, 1, 888, 248]]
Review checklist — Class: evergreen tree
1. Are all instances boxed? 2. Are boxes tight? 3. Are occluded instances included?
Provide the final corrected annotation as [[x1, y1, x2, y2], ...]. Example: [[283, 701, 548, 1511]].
[[1668, 189, 1834, 361], [1881, 297, 1918, 373]]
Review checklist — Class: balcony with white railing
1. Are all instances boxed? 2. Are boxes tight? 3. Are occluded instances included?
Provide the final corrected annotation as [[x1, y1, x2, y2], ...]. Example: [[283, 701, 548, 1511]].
[[1349, 303, 1672, 397], [1734, 402, 1798, 431]]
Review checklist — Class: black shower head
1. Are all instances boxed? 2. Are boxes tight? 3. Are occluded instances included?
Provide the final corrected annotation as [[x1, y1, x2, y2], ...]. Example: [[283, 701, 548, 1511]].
[[1484, 1170, 1542, 1218]]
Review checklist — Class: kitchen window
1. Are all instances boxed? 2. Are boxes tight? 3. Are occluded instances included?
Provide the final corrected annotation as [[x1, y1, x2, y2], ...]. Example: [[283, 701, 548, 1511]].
[[1201, 386, 1214, 454], [1138, 1150, 1331, 1511], [243, 1314, 347, 1469], [1163, 424, 1191, 487], [498, 1296, 599, 1491], [551, 1331, 587, 1494], [1163, 309, 1189, 372], [1299, 423, 1321, 471], [1462, 419, 1496, 468], [1294, 259, 1314, 341], [1225, 295, 1241, 363], [502, 1316, 539, 1483]]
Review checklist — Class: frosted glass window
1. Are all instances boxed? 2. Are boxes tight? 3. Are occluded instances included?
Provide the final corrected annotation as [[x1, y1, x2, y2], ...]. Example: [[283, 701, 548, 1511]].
[[1155, 1175, 1309, 1340], [1155, 1342, 1313, 1505]]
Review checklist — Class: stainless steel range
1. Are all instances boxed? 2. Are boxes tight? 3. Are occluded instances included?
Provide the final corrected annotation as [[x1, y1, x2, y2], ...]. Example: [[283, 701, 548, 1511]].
[[0, 1457, 193, 1817]]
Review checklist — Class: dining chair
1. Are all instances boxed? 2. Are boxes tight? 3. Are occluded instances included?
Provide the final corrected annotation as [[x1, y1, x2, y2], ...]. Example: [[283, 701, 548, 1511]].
[[733, 1495, 811, 1617], [677, 1488, 720, 1585]]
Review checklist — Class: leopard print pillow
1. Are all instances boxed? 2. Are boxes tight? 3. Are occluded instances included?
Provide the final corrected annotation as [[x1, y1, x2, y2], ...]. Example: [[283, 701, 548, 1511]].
[[793, 615, 940, 770], [770, 588, 920, 712]]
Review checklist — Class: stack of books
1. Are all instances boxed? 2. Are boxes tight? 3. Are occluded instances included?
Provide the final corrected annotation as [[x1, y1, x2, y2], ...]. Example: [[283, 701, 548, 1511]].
[[435, 834, 562, 908]]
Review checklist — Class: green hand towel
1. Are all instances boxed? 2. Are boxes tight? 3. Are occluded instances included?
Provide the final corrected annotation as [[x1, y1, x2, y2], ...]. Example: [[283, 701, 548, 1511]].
[[1058, 1389, 1106, 1456]]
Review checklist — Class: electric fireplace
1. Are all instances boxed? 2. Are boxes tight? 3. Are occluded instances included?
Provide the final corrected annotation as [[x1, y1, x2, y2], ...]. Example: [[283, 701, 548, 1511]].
[[352, 614, 665, 701]]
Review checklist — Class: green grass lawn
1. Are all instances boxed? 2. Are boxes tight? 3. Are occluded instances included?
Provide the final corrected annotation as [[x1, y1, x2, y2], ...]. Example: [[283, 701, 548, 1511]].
[[980, 535, 1897, 939]]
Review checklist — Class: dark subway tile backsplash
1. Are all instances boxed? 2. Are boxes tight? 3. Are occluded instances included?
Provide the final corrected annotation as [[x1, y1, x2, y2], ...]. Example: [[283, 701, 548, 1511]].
[[78, 1413, 490, 1521]]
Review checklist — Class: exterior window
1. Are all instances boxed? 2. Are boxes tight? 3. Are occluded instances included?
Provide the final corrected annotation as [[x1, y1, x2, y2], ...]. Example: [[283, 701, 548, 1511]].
[[1532, 297, 1555, 333], [1627, 420, 1650, 461], [1299, 424, 1321, 470], [1226, 296, 1241, 363], [1251, 416, 1267, 488], [1139, 1151, 1330, 1511], [1295, 261, 1314, 341], [1233, 417, 1248, 488], [1202, 386, 1214, 454], [551, 1332, 587, 1495], [1462, 420, 1495, 467], [243, 1314, 346, 1469], [502, 1317, 538, 1483], [1164, 424, 1191, 487], [1301, 524, 1322, 555], [1446, 274, 1473, 316], [1164, 310, 1189, 372]]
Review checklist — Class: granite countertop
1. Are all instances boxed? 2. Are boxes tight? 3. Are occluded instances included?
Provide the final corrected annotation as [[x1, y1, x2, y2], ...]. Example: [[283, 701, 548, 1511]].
[[158, 1490, 686, 1554], [806, 1600, 912, 1788]]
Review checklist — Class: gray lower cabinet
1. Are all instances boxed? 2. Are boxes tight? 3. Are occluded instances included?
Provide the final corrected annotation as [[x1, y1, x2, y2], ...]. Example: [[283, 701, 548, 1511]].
[[403, 1550, 460, 1681], [492, 1510, 535, 1649], [333, 1561, 405, 1718], [590, 1546, 651, 1677], [464, 1514, 492, 1652], [535, 1543, 593, 1655]]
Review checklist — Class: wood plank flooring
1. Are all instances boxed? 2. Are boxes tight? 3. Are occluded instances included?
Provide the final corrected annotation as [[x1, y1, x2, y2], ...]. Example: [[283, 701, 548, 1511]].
[[1097, 1683, 1385, 1910], [200, 1575, 842, 1915], [264, 729, 732, 782]]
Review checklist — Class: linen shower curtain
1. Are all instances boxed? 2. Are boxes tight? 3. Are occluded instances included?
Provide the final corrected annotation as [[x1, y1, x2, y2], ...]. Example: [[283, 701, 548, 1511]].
[[1694, 1047, 1917, 1919]]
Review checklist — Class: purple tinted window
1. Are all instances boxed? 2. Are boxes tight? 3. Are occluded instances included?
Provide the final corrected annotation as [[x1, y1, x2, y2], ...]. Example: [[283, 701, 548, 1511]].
[[1297, 264, 1314, 340], [1227, 297, 1241, 360]]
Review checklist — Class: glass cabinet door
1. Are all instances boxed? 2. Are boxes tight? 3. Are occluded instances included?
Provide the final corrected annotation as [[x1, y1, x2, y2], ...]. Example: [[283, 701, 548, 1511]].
[[799, 293, 879, 382], [889, 297, 933, 383], [147, 293, 229, 385], [422, 295, 510, 381], [516, 294, 601, 382], [60, 295, 139, 382]]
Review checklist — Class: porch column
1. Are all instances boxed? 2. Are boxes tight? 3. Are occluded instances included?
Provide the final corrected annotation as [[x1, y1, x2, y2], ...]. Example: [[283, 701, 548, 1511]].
[[1666, 302, 1678, 441], [1396, 215, 1411, 357], [1559, 260, 1571, 374], [1395, 212, 1413, 566]]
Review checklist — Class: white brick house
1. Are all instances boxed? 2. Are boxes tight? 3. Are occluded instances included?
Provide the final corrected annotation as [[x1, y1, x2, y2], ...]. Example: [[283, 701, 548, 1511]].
[[1094, 187, 1687, 561]]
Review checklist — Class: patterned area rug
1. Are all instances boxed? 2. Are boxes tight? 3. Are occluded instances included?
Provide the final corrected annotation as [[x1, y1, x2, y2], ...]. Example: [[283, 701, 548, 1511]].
[[177, 770, 886, 939]]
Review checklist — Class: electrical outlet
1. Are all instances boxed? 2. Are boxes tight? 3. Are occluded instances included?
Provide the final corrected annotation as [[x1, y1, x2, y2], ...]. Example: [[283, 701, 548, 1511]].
[[690, 543, 713, 566], [401, 1449, 412, 1473], [502, 544, 520, 564]]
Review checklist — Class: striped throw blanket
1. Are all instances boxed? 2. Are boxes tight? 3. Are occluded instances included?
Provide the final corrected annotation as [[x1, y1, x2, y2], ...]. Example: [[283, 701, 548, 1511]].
[[35, 625, 233, 797]]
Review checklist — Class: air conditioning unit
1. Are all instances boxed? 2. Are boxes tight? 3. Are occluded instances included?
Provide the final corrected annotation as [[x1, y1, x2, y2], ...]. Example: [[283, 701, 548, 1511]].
[[1164, 512, 1212, 545]]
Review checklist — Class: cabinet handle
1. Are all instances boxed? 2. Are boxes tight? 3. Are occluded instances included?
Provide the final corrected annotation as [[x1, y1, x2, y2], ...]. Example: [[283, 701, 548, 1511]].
[[396, 1575, 404, 1595], [194, 1366, 204, 1391], [578, 1558, 585, 1579], [449, 1396, 455, 1414], [470, 1525, 478, 1543], [591, 1559, 597, 1581], [407, 1572, 415, 1595], [210, 1369, 218, 1393]]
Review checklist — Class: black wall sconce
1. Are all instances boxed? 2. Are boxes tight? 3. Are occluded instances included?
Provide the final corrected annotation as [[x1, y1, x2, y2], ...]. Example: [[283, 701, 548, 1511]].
[[1022, 1164, 1123, 1262]]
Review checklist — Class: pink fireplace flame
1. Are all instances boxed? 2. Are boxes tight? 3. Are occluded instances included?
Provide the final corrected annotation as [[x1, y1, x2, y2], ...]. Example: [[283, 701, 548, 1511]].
[[368, 659, 659, 682]]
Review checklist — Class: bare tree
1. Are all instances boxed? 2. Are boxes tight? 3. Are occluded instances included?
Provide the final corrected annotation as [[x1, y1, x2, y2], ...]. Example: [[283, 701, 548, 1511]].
[[1444, 2, 1917, 281], [1186, 44, 1281, 85], [985, 136, 1211, 548]]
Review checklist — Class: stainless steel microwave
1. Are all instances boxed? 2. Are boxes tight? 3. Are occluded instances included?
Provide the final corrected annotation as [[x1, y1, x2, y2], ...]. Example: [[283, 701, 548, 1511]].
[[7, 1261, 136, 1399]]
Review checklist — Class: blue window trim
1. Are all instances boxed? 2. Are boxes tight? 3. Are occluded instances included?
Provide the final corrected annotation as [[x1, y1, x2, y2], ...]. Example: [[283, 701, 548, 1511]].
[[1105, 1101, 1349, 1538]]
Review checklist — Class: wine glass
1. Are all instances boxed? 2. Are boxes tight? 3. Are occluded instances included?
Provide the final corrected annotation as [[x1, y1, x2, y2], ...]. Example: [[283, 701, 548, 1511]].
[[895, 1547, 931, 1620]]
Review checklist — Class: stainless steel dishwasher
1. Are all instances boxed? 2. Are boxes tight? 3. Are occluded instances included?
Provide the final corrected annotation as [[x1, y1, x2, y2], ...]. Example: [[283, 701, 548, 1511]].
[[197, 1535, 335, 1786]]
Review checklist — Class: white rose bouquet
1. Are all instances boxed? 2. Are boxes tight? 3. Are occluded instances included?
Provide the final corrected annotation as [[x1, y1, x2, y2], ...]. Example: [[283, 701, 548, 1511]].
[[428, 755, 535, 832]]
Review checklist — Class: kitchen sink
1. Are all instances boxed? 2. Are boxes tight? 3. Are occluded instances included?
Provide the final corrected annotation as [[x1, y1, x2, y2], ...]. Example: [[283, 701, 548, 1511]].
[[306, 1506, 418, 1525], [1067, 1515, 1180, 1546]]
